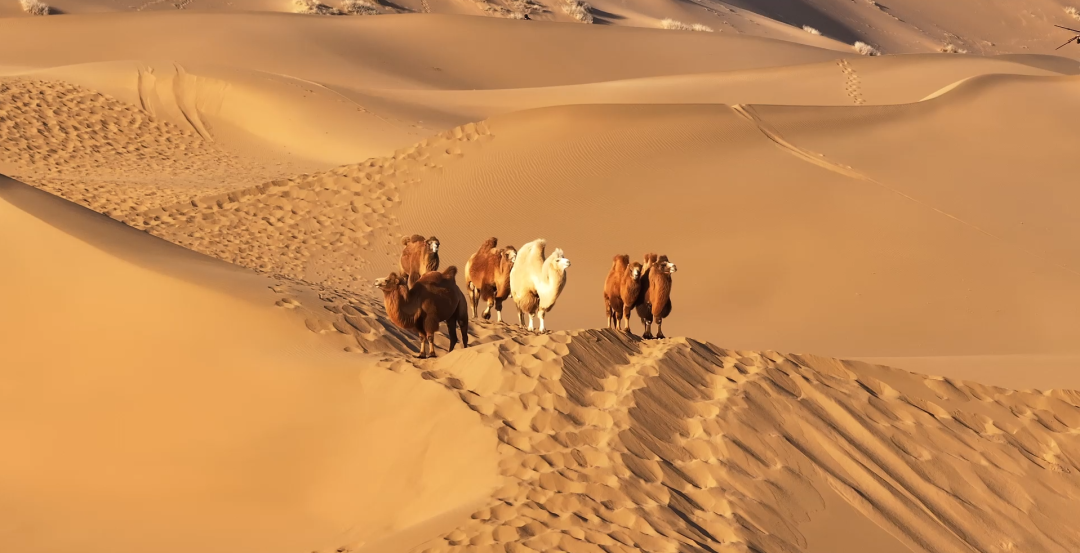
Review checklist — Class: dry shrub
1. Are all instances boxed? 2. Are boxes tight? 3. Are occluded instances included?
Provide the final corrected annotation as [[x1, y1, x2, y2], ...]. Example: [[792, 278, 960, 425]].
[[853, 41, 881, 56], [293, 0, 339, 14], [562, 0, 593, 23], [20, 0, 50, 15], [340, 0, 379, 14], [938, 43, 968, 54], [293, 0, 382, 15], [659, 18, 713, 32], [1067, 7, 1080, 20], [802, 25, 821, 35]]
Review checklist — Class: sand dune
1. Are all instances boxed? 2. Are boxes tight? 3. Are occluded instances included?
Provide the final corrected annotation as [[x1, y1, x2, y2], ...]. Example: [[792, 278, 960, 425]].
[[0, 177, 499, 553], [93, 74, 1080, 366], [5, 0, 1080, 58], [402, 330, 1080, 553], [5, 7, 1080, 553]]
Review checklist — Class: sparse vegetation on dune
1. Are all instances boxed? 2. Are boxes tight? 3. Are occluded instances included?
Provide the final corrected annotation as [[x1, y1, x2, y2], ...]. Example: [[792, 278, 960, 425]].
[[853, 41, 881, 55], [659, 18, 714, 32], [802, 25, 821, 35], [938, 43, 969, 54], [562, 0, 593, 23], [340, 0, 379, 15], [293, 0, 381, 15], [19, 0, 50, 15], [1067, 6, 1080, 20]]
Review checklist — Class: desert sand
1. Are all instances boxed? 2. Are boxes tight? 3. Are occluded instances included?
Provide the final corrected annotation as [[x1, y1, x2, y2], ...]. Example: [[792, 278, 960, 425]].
[[4, 6, 1080, 553]]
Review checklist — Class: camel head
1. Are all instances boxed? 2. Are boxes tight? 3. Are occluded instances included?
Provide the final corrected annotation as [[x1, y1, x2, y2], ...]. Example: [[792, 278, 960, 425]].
[[374, 272, 404, 292], [656, 255, 677, 274], [427, 237, 440, 254], [502, 246, 518, 265], [629, 261, 643, 280], [552, 248, 571, 271]]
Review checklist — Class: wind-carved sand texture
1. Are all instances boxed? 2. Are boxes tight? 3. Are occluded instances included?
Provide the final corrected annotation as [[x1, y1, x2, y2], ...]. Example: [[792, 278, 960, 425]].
[[0, 79, 288, 216], [350, 330, 1080, 553], [132, 122, 492, 290]]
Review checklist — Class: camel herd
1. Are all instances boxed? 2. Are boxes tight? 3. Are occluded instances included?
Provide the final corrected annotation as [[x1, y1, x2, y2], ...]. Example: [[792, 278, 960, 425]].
[[374, 235, 675, 358]]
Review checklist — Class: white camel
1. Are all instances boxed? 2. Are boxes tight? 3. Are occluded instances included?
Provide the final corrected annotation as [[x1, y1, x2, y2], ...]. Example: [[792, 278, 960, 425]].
[[509, 238, 570, 333]]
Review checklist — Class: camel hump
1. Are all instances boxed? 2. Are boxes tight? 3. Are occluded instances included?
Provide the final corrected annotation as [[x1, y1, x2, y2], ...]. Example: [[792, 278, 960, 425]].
[[613, 254, 630, 268], [479, 237, 498, 252], [442, 265, 458, 280], [402, 234, 425, 246]]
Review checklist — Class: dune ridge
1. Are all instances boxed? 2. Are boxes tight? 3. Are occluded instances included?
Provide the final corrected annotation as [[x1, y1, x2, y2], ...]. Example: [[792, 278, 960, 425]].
[[0, 176, 501, 553], [382, 329, 1080, 553]]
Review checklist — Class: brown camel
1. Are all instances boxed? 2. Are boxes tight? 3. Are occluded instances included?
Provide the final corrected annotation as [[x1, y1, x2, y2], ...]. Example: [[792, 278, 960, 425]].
[[625, 253, 658, 332], [465, 237, 518, 323], [374, 266, 468, 358], [635, 254, 677, 339], [399, 234, 440, 286], [602, 254, 644, 331]]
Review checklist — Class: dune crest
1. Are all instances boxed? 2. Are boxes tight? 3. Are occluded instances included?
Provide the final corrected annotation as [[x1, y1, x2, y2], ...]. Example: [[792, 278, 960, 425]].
[[383, 329, 1080, 553], [0, 177, 501, 553]]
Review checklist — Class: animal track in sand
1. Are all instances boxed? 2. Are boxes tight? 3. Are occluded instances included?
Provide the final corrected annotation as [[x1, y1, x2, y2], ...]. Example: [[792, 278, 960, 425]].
[[837, 58, 866, 105], [0, 78, 286, 216], [131, 121, 492, 295], [320, 329, 1080, 553]]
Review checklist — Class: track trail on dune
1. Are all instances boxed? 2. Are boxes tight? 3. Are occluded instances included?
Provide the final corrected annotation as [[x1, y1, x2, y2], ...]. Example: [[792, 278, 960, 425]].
[[0, 78, 295, 215], [316, 328, 1080, 553], [837, 59, 866, 105], [730, 103, 1080, 280]]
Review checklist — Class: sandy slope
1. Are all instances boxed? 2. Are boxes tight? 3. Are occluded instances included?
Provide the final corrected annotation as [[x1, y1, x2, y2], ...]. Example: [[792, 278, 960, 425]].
[[8, 167, 1080, 553], [4, 0, 1080, 58], [0, 177, 500, 553], [96, 75, 1080, 367]]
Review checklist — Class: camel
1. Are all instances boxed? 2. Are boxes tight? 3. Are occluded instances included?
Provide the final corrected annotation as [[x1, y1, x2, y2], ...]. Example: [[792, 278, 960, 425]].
[[635, 254, 677, 339], [603, 254, 644, 331], [399, 234, 440, 286], [464, 237, 518, 323], [509, 238, 570, 333], [623, 253, 658, 333], [374, 266, 468, 358]]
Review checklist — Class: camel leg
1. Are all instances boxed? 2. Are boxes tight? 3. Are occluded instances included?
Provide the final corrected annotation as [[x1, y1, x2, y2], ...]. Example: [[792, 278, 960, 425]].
[[518, 311, 526, 327], [537, 309, 547, 334], [483, 299, 492, 321], [622, 307, 634, 334], [526, 313, 535, 332], [417, 335, 428, 359], [459, 314, 469, 349], [641, 318, 653, 340], [494, 298, 504, 324], [469, 286, 480, 319], [655, 317, 665, 340], [446, 318, 459, 352], [425, 318, 441, 356]]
